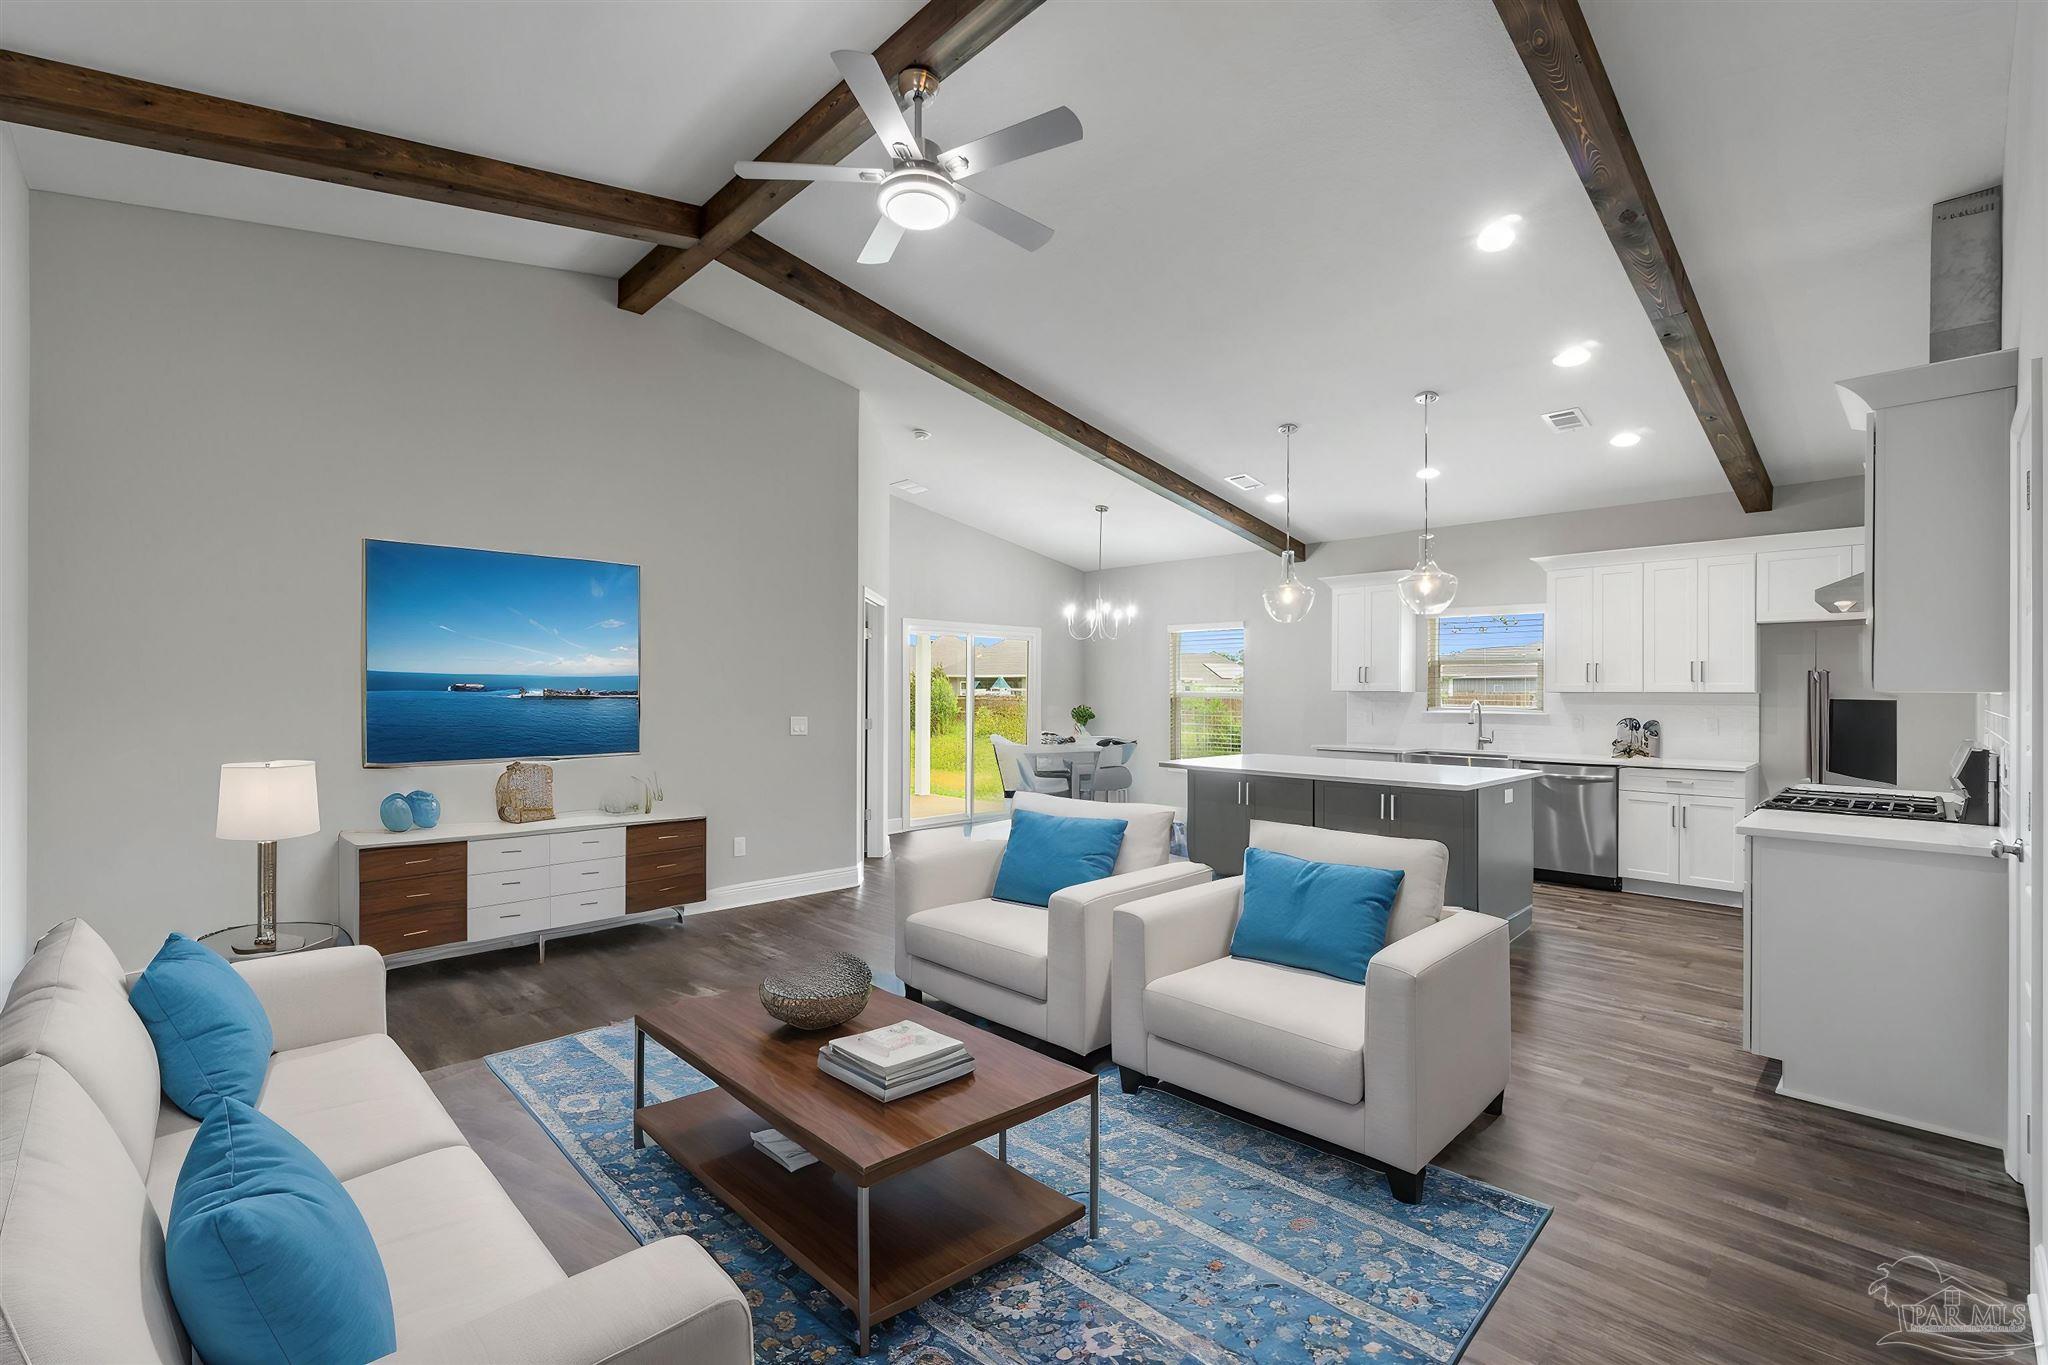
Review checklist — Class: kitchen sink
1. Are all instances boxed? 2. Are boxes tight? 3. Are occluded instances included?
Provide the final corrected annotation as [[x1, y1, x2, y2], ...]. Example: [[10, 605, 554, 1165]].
[[1407, 751, 1524, 769]]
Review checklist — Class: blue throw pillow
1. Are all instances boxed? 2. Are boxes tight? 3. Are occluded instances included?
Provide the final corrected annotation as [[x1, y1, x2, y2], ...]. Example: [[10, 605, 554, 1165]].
[[131, 932, 273, 1118], [1229, 846, 1405, 984], [168, 1099, 396, 1365], [993, 809, 1129, 907]]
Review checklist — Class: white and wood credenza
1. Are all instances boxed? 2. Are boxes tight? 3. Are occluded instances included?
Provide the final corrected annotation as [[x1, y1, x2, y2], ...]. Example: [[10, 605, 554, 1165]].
[[339, 807, 707, 965]]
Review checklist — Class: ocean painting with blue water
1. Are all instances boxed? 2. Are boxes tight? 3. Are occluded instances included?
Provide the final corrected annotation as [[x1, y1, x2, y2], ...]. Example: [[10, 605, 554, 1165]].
[[364, 540, 640, 765]]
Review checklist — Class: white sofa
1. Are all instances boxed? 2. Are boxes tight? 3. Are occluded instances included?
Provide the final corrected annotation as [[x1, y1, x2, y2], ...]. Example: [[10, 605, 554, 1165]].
[[895, 791, 1212, 1056], [0, 919, 751, 1365], [1111, 822, 1510, 1203]]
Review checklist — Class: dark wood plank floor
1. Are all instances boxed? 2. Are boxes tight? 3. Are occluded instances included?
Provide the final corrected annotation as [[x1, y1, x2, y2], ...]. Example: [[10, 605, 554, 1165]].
[[392, 835, 2028, 1363]]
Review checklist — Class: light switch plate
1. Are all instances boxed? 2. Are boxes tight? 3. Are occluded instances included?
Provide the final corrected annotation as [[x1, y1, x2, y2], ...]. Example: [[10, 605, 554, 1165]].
[[733, 836, 747, 857], [789, 716, 808, 735]]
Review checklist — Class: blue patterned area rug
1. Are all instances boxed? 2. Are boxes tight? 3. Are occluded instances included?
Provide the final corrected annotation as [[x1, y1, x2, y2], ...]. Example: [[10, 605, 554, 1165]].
[[487, 1023, 1548, 1363]]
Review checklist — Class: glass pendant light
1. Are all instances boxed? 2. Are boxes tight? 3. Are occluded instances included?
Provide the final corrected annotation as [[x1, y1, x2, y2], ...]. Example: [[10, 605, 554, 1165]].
[[1063, 504, 1136, 641], [1397, 390, 1459, 616], [1262, 422, 1315, 624]]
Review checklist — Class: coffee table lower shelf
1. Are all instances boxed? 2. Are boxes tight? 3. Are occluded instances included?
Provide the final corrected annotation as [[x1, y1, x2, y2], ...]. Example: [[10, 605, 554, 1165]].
[[636, 1088, 1084, 1346]]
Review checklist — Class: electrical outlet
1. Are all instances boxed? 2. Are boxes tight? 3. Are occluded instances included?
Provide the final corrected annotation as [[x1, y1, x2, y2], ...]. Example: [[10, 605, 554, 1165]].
[[733, 836, 747, 857], [1504, 788, 1515, 804], [789, 716, 809, 736]]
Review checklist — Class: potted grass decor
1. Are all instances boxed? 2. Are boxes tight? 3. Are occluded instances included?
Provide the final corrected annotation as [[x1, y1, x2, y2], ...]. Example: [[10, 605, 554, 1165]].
[[1070, 704, 1096, 740]]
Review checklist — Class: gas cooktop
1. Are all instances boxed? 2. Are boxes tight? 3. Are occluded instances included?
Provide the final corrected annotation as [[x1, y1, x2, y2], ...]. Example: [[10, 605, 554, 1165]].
[[1759, 786, 1956, 822]]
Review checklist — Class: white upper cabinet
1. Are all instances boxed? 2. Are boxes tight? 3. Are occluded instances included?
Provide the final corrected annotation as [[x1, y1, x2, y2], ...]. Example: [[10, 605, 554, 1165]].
[[1548, 564, 1640, 692], [1537, 530, 1850, 697], [1324, 575, 1417, 693], [1755, 537, 1865, 623]]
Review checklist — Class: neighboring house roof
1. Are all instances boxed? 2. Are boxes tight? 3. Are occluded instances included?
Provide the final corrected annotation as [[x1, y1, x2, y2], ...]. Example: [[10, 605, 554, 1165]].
[[1177, 652, 1244, 690], [919, 636, 1030, 681]]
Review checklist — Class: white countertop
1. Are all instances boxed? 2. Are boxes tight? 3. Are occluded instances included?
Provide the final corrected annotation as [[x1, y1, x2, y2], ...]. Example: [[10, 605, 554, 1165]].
[[340, 804, 707, 848], [1315, 744, 1759, 774], [1162, 753, 1535, 790], [1736, 807, 2002, 858]]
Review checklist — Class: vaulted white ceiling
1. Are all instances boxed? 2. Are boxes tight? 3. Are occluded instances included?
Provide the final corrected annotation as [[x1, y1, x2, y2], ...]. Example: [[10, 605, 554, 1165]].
[[0, 0, 2017, 569]]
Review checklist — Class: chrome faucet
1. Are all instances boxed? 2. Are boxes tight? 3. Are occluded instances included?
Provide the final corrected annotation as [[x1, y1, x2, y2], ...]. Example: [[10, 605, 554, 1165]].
[[1469, 700, 1496, 749]]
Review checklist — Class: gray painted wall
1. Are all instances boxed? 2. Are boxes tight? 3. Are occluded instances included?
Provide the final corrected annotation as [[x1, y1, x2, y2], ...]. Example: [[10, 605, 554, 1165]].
[[0, 135, 25, 982], [1087, 478, 1882, 806], [886, 498, 1085, 822], [28, 194, 859, 967]]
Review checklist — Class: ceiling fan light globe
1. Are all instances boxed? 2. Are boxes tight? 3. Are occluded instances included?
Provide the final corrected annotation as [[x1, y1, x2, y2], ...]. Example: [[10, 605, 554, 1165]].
[[877, 170, 960, 231]]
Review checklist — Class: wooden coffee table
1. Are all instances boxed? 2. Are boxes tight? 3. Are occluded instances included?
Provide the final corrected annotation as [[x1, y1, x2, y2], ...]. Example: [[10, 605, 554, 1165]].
[[632, 989, 1098, 1355]]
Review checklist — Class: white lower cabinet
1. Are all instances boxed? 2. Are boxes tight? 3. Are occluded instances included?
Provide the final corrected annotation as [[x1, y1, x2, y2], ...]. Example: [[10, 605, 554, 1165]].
[[1618, 770, 1750, 894]]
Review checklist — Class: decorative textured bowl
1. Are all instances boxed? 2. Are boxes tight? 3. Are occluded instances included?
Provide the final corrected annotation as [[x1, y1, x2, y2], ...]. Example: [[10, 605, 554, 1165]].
[[760, 953, 873, 1031]]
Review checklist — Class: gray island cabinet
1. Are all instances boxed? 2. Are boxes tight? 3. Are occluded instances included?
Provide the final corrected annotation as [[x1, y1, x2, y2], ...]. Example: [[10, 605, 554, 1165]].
[[1164, 754, 1536, 937]]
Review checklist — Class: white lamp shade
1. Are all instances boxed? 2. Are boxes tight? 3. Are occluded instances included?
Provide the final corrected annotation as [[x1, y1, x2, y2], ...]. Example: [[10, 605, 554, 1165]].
[[216, 761, 321, 841]]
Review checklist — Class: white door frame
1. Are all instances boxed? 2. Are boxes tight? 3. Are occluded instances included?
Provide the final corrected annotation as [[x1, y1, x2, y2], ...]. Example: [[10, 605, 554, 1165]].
[[2009, 359, 2046, 1315], [901, 618, 1042, 830], [859, 589, 888, 860]]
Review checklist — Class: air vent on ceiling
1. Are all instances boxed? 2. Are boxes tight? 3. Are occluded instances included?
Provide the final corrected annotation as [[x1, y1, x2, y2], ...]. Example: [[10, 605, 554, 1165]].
[[1223, 473, 1265, 491], [1541, 407, 1590, 433], [890, 479, 929, 496]]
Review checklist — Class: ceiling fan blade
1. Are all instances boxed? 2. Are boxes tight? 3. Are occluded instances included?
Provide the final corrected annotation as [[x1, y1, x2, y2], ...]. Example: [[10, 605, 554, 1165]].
[[957, 187, 1054, 252], [832, 49, 917, 159], [735, 160, 880, 184], [939, 106, 1083, 179], [858, 217, 906, 265]]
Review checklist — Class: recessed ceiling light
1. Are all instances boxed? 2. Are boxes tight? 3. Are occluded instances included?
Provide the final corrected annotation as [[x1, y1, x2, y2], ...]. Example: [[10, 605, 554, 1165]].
[[890, 478, 929, 494], [1415, 467, 1441, 480], [1608, 431, 1642, 449], [1476, 214, 1522, 253], [1551, 343, 1594, 368], [1264, 492, 1287, 504]]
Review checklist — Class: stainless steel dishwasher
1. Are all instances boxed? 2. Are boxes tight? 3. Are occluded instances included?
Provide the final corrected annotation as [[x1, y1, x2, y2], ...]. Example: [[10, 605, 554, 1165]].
[[1522, 761, 1619, 886]]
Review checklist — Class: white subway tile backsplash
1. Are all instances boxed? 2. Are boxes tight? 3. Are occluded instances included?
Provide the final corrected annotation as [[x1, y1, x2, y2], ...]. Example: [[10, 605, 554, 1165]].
[[1344, 691, 1759, 763]]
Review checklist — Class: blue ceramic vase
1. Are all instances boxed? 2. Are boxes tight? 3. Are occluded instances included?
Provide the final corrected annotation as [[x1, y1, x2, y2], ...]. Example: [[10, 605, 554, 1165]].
[[379, 793, 415, 833], [404, 790, 441, 829]]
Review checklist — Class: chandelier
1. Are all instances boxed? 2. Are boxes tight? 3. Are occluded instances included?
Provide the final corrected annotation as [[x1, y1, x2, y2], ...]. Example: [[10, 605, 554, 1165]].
[[1063, 504, 1137, 641]]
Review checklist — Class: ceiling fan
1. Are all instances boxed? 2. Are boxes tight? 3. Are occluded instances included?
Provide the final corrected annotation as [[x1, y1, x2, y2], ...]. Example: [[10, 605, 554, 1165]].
[[735, 49, 1082, 265]]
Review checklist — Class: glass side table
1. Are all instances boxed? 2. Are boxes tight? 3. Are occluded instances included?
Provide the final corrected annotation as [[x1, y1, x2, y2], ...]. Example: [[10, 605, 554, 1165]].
[[198, 921, 354, 959]]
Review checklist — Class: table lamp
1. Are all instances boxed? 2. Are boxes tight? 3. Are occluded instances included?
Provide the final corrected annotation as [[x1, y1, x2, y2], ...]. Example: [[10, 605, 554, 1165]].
[[217, 760, 321, 953]]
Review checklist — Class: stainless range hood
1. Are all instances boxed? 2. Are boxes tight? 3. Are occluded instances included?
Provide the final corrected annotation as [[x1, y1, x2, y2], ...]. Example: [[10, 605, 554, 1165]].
[[1815, 572, 1865, 615]]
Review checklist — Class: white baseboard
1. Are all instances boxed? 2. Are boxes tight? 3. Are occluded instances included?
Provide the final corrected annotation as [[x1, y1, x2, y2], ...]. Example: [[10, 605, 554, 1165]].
[[686, 865, 862, 917]]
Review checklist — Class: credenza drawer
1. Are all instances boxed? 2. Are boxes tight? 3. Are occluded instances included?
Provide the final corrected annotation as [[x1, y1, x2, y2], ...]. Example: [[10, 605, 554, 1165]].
[[469, 867, 551, 908], [468, 836, 551, 873], [549, 856, 625, 896], [629, 846, 705, 884], [550, 885, 625, 928], [361, 904, 464, 955], [468, 898, 547, 941], [549, 828, 625, 863], [359, 842, 464, 884], [627, 820, 704, 859], [360, 869, 464, 918], [627, 876, 701, 915]]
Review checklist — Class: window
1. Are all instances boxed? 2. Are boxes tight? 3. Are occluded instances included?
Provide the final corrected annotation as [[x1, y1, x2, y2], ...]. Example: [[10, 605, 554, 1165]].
[[1171, 624, 1245, 758], [1427, 609, 1544, 711]]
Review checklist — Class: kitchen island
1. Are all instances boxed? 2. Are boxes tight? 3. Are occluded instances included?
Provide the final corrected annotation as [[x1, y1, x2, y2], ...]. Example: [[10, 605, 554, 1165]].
[[1162, 753, 1536, 936]]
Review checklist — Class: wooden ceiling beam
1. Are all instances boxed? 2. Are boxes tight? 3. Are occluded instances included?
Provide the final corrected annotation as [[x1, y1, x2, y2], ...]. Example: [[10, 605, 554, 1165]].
[[722, 233, 1307, 560], [617, 0, 1043, 314], [0, 50, 704, 247], [1492, 0, 1773, 512]]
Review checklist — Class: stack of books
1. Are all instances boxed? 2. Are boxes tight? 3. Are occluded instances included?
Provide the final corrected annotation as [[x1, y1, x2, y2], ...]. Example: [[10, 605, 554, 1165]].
[[818, 1019, 974, 1100], [750, 1127, 817, 1172]]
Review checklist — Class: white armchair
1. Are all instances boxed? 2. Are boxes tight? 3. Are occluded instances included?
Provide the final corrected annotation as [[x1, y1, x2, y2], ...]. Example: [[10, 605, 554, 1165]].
[[1110, 821, 1509, 1203], [894, 792, 1212, 1056]]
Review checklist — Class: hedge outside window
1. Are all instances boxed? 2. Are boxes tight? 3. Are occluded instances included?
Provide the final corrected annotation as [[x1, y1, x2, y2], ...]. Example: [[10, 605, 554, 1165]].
[[1427, 609, 1544, 711], [1171, 624, 1244, 758]]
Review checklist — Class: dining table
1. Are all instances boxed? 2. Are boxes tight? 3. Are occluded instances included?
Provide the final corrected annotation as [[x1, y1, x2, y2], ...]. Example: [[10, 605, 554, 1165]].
[[1011, 740, 1121, 798]]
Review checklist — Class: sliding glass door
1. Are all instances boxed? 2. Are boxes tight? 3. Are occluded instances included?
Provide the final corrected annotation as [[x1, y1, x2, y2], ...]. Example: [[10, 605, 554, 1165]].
[[904, 621, 1039, 828]]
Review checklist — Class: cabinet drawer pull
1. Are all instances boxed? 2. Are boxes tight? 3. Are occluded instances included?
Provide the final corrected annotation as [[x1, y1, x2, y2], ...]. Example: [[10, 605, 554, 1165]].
[[499, 912, 519, 920], [502, 880, 523, 886], [581, 838, 601, 844], [656, 862, 678, 871], [404, 929, 429, 938], [404, 857, 431, 866], [406, 892, 430, 900], [580, 899, 598, 908], [581, 870, 600, 877]]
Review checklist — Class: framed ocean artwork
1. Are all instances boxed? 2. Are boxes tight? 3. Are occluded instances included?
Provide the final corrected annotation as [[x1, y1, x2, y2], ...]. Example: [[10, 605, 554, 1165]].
[[363, 539, 641, 767]]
